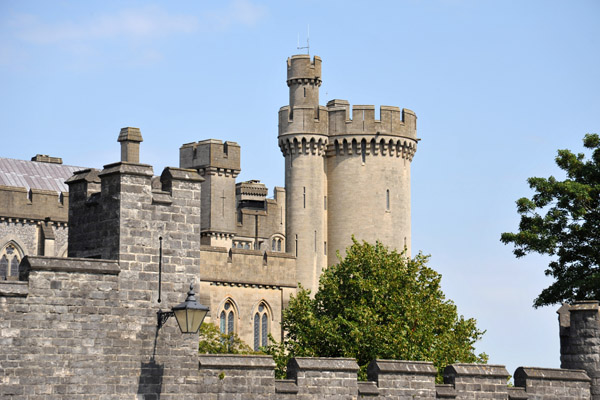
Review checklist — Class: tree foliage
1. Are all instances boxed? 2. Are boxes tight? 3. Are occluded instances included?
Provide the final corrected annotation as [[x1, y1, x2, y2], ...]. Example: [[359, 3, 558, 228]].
[[198, 322, 255, 354], [269, 239, 486, 380], [501, 134, 600, 307]]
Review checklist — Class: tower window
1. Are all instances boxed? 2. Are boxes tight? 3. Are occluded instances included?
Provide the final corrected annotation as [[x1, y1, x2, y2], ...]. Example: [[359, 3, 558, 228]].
[[303, 187, 306, 209], [324, 242, 327, 256], [324, 196, 327, 210], [304, 87, 306, 97], [386, 189, 390, 210], [295, 234, 298, 257]]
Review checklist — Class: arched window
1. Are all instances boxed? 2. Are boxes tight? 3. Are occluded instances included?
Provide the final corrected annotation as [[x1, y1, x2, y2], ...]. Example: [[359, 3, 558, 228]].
[[253, 302, 270, 351], [219, 300, 236, 335], [0, 242, 23, 280]]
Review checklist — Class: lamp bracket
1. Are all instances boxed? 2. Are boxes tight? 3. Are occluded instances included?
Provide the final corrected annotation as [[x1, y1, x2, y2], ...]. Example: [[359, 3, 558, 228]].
[[157, 310, 174, 330]]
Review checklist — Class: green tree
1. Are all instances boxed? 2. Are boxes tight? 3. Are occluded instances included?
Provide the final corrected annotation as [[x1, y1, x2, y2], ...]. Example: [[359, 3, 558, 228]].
[[198, 322, 255, 354], [268, 239, 486, 380], [501, 133, 600, 308]]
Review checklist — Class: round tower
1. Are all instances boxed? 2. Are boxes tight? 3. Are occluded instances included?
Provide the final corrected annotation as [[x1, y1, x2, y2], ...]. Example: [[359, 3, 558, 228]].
[[325, 101, 418, 265], [278, 55, 328, 294]]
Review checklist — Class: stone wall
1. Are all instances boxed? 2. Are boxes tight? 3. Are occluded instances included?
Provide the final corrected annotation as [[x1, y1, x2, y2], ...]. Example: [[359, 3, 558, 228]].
[[0, 255, 593, 399]]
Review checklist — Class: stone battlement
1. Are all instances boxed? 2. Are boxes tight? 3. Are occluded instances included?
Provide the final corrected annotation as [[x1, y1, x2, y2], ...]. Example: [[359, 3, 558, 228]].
[[0, 184, 68, 222], [328, 102, 417, 139], [286, 54, 322, 85]]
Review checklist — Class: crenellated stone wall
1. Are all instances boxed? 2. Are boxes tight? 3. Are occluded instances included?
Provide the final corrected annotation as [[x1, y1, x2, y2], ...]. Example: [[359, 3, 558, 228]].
[[0, 254, 594, 399]]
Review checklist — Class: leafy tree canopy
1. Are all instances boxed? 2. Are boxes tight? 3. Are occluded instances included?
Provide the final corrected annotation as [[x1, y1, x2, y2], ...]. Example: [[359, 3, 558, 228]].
[[198, 322, 255, 354], [269, 239, 486, 380], [501, 133, 600, 308]]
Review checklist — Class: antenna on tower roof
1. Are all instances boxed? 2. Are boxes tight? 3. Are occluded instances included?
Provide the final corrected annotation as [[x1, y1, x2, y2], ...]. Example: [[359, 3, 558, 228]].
[[297, 25, 310, 55]]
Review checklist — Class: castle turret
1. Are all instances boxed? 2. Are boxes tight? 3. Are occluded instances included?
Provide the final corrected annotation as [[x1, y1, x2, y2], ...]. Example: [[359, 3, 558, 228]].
[[325, 101, 417, 263], [180, 139, 240, 248], [279, 55, 328, 293], [279, 55, 418, 291]]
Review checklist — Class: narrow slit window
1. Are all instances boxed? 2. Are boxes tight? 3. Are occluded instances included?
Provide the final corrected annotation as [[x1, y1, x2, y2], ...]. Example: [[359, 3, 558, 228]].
[[303, 187, 306, 209], [386, 189, 390, 210]]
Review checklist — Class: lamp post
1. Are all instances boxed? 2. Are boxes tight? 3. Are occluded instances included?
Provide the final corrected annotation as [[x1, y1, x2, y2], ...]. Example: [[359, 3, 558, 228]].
[[157, 283, 209, 334]]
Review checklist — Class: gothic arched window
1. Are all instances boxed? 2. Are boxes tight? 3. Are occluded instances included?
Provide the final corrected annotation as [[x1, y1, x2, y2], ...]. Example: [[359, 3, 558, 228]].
[[253, 302, 270, 351], [0, 242, 23, 280], [219, 300, 237, 335]]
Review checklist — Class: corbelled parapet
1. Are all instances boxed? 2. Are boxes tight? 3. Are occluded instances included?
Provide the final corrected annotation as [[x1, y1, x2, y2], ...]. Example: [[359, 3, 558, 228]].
[[236, 180, 268, 202], [117, 127, 143, 163]]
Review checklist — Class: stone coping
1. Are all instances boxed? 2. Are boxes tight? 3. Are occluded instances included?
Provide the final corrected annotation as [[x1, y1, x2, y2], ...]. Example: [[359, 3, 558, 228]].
[[161, 167, 204, 182], [0, 281, 28, 297], [569, 300, 600, 311], [436, 384, 457, 398], [368, 359, 437, 376], [21, 255, 120, 275], [198, 354, 275, 369], [288, 357, 359, 372], [514, 367, 590, 383], [99, 162, 154, 177], [275, 379, 299, 394], [357, 381, 379, 396], [444, 364, 509, 379]]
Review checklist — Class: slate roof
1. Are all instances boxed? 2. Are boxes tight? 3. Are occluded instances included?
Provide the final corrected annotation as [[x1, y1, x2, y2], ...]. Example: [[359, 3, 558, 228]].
[[0, 157, 85, 193]]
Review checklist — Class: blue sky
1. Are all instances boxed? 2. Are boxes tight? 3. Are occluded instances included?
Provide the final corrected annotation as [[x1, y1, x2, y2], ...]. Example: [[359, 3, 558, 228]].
[[1, 0, 599, 377]]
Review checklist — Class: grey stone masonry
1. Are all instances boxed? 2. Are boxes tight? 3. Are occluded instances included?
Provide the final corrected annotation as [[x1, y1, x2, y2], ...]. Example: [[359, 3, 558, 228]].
[[198, 354, 276, 400], [443, 364, 510, 399], [287, 357, 360, 398], [367, 359, 437, 399], [559, 300, 600, 400], [514, 367, 591, 400]]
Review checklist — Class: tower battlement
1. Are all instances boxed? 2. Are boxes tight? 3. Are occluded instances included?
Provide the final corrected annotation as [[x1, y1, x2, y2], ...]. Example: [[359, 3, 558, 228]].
[[180, 139, 241, 175], [287, 54, 322, 86], [327, 102, 417, 139]]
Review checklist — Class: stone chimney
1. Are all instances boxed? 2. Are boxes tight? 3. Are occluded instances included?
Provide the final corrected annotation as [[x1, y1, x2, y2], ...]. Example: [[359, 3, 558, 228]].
[[117, 127, 143, 163]]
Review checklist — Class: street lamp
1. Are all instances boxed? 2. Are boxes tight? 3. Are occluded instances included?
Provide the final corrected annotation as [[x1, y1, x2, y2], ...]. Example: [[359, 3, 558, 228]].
[[157, 283, 209, 334]]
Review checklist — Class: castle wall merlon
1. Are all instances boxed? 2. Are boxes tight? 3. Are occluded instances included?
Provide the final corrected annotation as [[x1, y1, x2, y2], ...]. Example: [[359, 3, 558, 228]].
[[179, 139, 241, 172]]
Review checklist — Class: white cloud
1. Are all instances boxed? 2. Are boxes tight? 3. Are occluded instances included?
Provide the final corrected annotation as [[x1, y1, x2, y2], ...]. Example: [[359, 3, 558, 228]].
[[12, 5, 199, 45], [204, 0, 268, 30]]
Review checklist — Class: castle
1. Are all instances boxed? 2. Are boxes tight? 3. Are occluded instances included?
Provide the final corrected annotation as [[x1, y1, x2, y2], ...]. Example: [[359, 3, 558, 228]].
[[0, 55, 598, 399], [0, 54, 418, 349]]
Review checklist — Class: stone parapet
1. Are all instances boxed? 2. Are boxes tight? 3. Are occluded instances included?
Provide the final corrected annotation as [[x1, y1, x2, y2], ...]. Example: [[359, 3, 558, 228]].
[[0, 185, 69, 222], [367, 359, 437, 399], [443, 363, 510, 398], [514, 367, 591, 399]]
